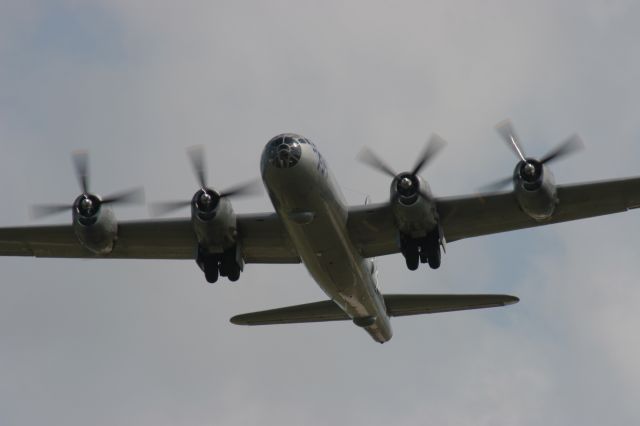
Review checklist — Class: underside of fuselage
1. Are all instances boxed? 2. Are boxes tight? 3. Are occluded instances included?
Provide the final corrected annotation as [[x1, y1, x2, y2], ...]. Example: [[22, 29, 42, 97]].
[[261, 134, 393, 342]]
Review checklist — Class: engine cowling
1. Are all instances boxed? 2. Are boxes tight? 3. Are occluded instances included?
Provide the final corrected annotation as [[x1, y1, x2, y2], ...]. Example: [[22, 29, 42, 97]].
[[190, 189, 239, 254], [389, 173, 439, 238], [513, 159, 558, 221], [72, 194, 118, 255]]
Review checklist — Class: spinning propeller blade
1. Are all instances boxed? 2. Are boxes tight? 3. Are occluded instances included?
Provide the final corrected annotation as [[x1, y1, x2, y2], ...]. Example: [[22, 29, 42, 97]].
[[358, 133, 446, 203], [31, 151, 145, 220], [219, 180, 262, 198], [187, 145, 208, 189], [358, 133, 447, 179], [150, 145, 261, 217], [412, 134, 447, 176], [72, 150, 90, 194], [495, 119, 528, 163], [539, 134, 584, 164], [357, 147, 397, 178], [30, 204, 72, 220], [480, 120, 584, 192], [101, 187, 146, 205]]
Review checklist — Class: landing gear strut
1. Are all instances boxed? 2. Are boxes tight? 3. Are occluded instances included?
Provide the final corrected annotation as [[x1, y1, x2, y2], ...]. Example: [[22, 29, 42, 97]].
[[401, 230, 442, 271], [197, 246, 243, 283]]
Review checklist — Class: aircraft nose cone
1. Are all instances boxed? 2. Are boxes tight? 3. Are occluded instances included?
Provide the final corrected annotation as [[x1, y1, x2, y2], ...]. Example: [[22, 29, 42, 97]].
[[261, 134, 306, 171]]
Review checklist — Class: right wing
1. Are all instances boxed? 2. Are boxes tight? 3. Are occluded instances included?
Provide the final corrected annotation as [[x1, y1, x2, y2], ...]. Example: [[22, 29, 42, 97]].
[[230, 294, 519, 325], [0, 219, 195, 259], [0, 213, 300, 263]]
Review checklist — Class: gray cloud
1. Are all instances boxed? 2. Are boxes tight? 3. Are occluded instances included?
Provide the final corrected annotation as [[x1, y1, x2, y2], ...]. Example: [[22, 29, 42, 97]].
[[1, 0, 639, 425]]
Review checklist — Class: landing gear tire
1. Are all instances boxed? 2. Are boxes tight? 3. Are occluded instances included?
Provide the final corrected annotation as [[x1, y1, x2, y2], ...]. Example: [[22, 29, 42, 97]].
[[227, 267, 240, 282], [402, 239, 420, 271], [425, 232, 441, 270], [220, 255, 234, 278], [220, 249, 242, 282], [405, 251, 419, 271], [427, 248, 441, 269], [204, 258, 219, 283]]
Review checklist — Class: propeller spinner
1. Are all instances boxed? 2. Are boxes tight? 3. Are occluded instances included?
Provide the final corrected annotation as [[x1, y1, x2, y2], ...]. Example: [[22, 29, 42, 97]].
[[31, 151, 145, 220]]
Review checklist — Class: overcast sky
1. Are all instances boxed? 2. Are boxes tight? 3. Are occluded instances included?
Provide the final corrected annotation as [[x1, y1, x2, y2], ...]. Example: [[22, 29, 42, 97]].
[[1, 1, 640, 425]]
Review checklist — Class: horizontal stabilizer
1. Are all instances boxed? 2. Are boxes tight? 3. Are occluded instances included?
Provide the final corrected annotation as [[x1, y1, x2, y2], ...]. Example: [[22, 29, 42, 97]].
[[385, 294, 518, 316], [230, 294, 518, 326], [231, 300, 348, 325]]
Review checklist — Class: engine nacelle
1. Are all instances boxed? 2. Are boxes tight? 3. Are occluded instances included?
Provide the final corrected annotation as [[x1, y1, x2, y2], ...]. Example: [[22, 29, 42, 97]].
[[190, 189, 239, 255], [513, 159, 558, 221], [389, 173, 439, 238], [72, 194, 118, 255]]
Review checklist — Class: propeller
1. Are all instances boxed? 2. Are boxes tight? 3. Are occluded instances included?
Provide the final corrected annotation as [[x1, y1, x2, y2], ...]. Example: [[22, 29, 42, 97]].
[[149, 145, 261, 217], [480, 120, 583, 192], [31, 151, 145, 220], [358, 133, 446, 200]]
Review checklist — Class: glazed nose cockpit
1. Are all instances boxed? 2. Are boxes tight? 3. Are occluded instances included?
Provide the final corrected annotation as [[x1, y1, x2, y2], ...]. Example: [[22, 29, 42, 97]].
[[262, 134, 305, 170]]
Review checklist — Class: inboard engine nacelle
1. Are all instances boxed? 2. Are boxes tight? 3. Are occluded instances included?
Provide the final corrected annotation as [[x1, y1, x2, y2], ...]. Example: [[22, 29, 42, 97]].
[[190, 188, 244, 283], [389, 173, 439, 238], [190, 188, 238, 253]]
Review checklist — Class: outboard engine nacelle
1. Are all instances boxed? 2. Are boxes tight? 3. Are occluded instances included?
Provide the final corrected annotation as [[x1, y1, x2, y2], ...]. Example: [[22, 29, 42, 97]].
[[31, 151, 144, 256], [72, 194, 118, 255], [487, 119, 584, 221], [513, 159, 558, 221]]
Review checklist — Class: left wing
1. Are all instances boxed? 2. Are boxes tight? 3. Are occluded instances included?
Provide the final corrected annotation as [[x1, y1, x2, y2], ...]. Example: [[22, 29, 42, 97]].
[[0, 213, 300, 263], [348, 176, 640, 256], [439, 177, 640, 242]]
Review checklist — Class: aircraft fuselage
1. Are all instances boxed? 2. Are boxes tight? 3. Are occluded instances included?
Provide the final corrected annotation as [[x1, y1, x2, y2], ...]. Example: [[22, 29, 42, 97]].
[[261, 134, 393, 342]]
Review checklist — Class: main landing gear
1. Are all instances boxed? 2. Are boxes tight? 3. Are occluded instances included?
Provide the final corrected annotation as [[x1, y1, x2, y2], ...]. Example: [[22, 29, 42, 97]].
[[401, 231, 441, 271], [197, 246, 242, 284]]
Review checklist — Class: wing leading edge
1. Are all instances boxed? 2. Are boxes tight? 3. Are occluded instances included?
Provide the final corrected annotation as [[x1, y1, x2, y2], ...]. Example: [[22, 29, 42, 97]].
[[230, 294, 519, 325]]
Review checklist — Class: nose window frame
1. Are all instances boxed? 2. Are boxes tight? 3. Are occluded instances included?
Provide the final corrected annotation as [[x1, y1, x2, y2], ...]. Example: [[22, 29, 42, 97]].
[[266, 136, 302, 168]]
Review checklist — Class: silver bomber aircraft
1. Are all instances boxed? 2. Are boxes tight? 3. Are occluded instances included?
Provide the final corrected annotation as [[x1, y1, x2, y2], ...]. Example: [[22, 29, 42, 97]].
[[2, 120, 640, 343]]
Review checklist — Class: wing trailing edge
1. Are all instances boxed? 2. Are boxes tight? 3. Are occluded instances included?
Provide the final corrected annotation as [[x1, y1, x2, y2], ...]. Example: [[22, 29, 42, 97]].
[[230, 294, 519, 326]]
